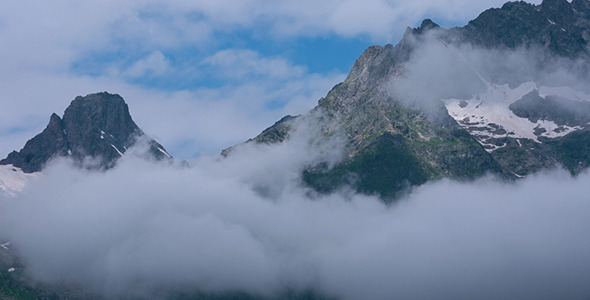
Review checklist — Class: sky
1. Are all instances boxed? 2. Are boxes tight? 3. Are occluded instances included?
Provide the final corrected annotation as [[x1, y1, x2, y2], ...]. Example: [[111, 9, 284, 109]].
[[0, 0, 543, 159], [3, 1, 590, 299]]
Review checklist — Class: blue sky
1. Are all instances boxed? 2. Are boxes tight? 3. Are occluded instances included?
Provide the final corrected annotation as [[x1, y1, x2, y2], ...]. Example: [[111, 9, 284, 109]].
[[0, 0, 542, 159]]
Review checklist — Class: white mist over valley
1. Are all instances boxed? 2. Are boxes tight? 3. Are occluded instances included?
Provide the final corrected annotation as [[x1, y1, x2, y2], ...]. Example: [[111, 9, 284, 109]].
[[2, 139, 590, 299]]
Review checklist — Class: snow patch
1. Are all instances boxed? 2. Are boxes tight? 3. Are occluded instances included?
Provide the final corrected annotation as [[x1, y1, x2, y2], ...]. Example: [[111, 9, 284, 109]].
[[100, 130, 105, 139], [111, 144, 124, 157], [0, 165, 39, 197], [548, 19, 556, 25], [444, 82, 586, 149], [7, 268, 15, 273], [0, 242, 10, 250], [158, 147, 172, 159], [511, 171, 525, 178]]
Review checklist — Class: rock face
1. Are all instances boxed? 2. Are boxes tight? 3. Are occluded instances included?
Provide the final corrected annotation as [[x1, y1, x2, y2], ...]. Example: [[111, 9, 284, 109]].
[[0, 92, 171, 173], [458, 0, 590, 57], [240, 0, 590, 200]]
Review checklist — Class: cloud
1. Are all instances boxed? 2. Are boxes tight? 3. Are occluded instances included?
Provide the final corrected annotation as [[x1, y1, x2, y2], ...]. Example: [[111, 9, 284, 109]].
[[1, 155, 589, 299], [388, 31, 590, 116], [125, 49, 345, 158], [122, 51, 171, 78], [202, 49, 307, 80], [0, 0, 544, 75], [1, 118, 590, 299]]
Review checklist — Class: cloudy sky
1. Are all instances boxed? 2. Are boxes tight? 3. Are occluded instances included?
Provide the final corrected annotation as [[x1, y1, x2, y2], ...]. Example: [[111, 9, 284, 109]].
[[0, 0, 544, 159]]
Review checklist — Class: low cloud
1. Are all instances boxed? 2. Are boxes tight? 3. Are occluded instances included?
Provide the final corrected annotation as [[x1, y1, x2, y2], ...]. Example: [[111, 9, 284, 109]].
[[390, 31, 590, 116], [1, 122, 589, 299]]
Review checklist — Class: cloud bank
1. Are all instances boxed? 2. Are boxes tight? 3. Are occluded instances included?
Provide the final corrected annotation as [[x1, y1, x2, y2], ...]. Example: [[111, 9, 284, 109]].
[[1, 128, 589, 299]]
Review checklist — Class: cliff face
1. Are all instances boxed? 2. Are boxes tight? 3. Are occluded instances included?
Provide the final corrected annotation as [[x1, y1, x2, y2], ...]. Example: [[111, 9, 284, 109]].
[[0, 92, 171, 173], [459, 0, 590, 57]]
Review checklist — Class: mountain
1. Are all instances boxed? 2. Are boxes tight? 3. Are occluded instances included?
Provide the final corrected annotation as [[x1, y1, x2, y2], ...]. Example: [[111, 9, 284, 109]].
[[457, 0, 590, 57], [235, 0, 590, 200], [0, 92, 176, 297], [0, 92, 171, 174]]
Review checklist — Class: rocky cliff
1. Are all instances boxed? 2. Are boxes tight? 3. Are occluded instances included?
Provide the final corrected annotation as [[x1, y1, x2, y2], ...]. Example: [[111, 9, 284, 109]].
[[0, 92, 171, 173]]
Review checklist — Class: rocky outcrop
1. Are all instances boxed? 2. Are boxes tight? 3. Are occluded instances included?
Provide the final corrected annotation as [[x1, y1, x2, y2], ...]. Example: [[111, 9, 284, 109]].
[[0, 92, 171, 173], [458, 0, 590, 57]]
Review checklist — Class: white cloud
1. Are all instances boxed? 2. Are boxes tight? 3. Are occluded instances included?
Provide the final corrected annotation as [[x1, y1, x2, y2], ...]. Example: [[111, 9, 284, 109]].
[[0, 0, 545, 74], [0, 137, 588, 299], [202, 49, 307, 80], [123, 49, 345, 157], [122, 51, 171, 78]]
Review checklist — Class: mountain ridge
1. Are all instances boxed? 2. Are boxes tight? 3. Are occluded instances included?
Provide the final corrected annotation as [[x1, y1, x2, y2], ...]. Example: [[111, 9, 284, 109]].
[[238, 0, 590, 200]]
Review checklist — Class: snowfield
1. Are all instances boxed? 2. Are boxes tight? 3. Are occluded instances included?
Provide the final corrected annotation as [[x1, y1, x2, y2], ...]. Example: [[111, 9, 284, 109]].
[[0, 165, 38, 197], [444, 81, 588, 151]]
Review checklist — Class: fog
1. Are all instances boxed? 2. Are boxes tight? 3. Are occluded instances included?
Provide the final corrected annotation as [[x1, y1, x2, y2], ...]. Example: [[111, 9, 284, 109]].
[[1, 124, 590, 299]]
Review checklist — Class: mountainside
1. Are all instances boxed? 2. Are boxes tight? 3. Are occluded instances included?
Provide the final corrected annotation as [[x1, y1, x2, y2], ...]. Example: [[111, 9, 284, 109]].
[[0, 92, 171, 174], [241, 0, 590, 200], [457, 0, 590, 57]]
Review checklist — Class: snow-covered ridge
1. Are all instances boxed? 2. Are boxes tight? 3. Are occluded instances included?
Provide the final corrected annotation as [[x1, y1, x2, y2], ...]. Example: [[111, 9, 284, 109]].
[[444, 82, 589, 151], [0, 165, 39, 197]]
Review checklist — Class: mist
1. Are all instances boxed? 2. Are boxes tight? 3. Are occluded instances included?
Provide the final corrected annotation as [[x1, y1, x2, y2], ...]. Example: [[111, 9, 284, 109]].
[[1, 119, 590, 299], [391, 31, 590, 113]]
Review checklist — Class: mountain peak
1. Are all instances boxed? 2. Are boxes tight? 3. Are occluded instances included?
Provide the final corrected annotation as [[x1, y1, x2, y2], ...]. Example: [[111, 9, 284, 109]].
[[49, 112, 61, 123], [415, 19, 440, 34], [240, 0, 590, 200], [541, 0, 571, 9], [0, 92, 171, 173]]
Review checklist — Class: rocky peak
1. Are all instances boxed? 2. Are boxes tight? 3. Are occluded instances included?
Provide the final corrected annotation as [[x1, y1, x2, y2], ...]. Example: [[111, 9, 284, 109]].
[[0, 92, 171, 173], [61, 92, 143, 163], [413, 19, 440, 35]]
